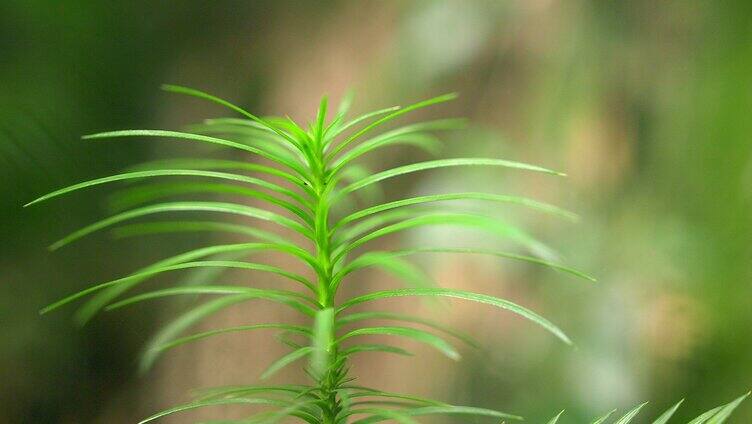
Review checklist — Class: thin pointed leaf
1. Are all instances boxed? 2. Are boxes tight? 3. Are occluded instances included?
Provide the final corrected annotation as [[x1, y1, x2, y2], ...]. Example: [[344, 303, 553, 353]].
[[341, 386, 446, 407], [331, 118, 463, 172], [245, 399, 320, 424], [72, 242, 319, 325], [335, 158, 565, 200], [327, 93, 457, 159], [706, 392, 750, 423], [193, 384, 314, 402], [333, 212, 554, 265], [547, 409, 565, 424], [140, 295, 251, 372], [128, 157, 311, 191], [193, 120, 305, 160], [26, 168, 310, 210], [366, 255, 438, 291], [333, 209, 428, 248], [337, 311, 479, 348], [337, 288, 571, 345], [260, 347, 314, 380], [105, 286, 317, 316], [350, 409, 419, 424], [333, 248, 595, 290], [327, 105, 401, 142], [108, 182, 313, 224], [84, 129, 308, 177], [41, 259, 314, 315], [688, 406, 724, 424], [161, 84, 304, 151], [335, 192, 578, 231], [337, 164, 385, 205], [341, 344, 414, 357], [314, 95, 328, 143], [154, 324, 312, 354], [49, 201, 313, 250], [652, 399, 684, 424], [138, 398, 290, 424], [614, 402, 648, 423], [351, 405, 522, 423], [591, 409, 617, 424], [339, 326, 460, 360], [111, 220, 292, 245]]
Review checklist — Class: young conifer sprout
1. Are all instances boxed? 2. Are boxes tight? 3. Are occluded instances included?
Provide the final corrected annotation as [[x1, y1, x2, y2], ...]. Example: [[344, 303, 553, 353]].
[[29, 86, 747, 423]]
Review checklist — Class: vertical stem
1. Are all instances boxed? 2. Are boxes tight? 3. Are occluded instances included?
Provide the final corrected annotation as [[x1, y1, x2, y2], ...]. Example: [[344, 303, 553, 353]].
[[312, 139, 341, 424]]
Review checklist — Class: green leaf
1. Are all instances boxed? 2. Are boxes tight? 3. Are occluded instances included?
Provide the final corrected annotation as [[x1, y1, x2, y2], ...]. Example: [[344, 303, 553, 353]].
[[326, 105, 401, 143], [341, 386, 447, 407], [350, 409, 420, 424], [26, 168, 311, 210], [71, 242, 319, 325], [193, 384, 314, 402], [337, 311, 479, 348], [339, 326, 460, 360], [107, 182, 313, 225], [330, 118, 462, 172], [338, 288, 571, 345], [341, 344, 414, 357], [48, 201, 313, 250], [111, 220, 292, 245], [652, 399, 684, 424], [127, 157, 311, 191], [244, 399, 321, 424], [335, 192, 578, 231], [84, 129, 308, 177], [688, 406, 724, 424], [105, 286, 317, 316], [41, 259, 315, 315], [161, 84, 304, 152], [590, 409, 617, 424], [613, 402, 647, 423], [190, 122, 305, 166], [260, 347, 314, 380], [332, 212, 554, 265], [327, 93, 457, 159], [314, 95, 329, 143], [365, 255, 438, 291], [140, 295, 251, 372], [705, 392, 750, 423], [547, 409, 565, 424], [138, 398, 291, 424], [350, 405, 522, 423], [335, 158, 565, 200], [332, 209, 428, 248], [154, 323, 312, 354], [336, 164, 385, 205], [333, 248, 595, 291]]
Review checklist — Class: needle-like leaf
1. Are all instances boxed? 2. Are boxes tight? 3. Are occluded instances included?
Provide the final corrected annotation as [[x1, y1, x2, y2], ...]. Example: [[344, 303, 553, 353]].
[[652, 399, 684, 424], [338, 287, 571, 345], [334, 158, 565, 200], [547, 409, 565, 424], [613, 402, 648, 424], [339, 326, 461, 360]]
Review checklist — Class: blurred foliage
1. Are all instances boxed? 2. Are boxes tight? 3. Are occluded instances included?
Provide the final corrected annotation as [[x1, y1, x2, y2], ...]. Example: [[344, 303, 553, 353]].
[[1, 0, 750, 422]]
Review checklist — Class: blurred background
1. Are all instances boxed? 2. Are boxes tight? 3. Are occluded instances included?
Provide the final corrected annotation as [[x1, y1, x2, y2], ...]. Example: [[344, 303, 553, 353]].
[[2, 1, 751, 422]]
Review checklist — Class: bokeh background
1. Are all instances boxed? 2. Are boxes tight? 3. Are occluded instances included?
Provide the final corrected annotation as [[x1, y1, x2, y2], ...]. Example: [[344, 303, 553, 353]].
[[2, 1, 751, 422]]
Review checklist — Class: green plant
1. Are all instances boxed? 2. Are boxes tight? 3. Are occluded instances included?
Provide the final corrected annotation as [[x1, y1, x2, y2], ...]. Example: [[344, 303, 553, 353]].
[[546, 392, 750, 424], [28, 86, 747, 423]]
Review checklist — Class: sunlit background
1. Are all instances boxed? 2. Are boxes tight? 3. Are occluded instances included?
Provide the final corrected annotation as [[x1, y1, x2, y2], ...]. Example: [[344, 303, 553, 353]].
[[2, 1, 751, 422]]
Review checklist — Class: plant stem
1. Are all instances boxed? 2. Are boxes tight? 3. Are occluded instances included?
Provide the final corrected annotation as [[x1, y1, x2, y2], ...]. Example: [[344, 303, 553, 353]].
[[313, 138, 341, 424]]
